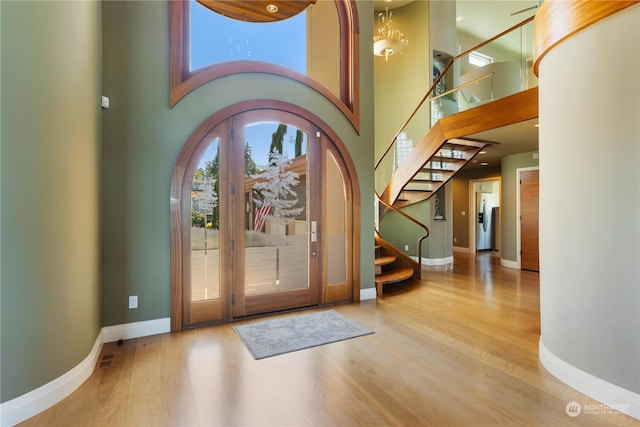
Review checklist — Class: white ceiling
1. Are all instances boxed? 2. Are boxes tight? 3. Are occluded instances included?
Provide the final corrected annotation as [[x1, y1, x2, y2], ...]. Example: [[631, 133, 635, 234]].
[[456, 1, 538, 42], [372, 0, 540, 169]]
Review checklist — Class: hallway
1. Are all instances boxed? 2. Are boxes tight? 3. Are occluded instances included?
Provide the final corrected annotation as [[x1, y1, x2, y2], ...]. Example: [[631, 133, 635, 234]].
[[20, 253, 635, 426]]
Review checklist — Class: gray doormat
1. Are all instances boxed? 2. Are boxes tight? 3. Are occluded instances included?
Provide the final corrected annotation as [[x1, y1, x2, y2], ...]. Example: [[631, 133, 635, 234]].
[[233, 309, 374, 360]]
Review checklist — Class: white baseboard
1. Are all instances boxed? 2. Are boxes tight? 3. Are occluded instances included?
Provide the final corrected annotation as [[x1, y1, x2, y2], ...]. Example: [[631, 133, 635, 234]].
[[102, 317, 170, 343], [500, 258, 519, 269], [453, 246, 471, 253], [0, 318, 171, 426], [539, 340, 640, 420], [360, 287, 377, 301], [0, 331, 104, 427], [411, 255, 454, 266]]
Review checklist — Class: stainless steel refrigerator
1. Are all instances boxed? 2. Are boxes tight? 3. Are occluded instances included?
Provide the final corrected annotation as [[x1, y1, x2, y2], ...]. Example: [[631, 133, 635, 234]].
[[476, 193, 498, 251]]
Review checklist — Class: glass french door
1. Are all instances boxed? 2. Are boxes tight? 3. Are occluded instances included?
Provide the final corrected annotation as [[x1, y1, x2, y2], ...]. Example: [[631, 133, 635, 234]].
[[232, 112, 319, 316], [184, 109, 355, 325]]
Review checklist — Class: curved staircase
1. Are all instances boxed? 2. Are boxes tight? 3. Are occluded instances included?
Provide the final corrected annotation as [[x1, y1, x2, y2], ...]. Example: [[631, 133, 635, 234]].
[[374, 16, 539, 297], [374, 233, 418, 297]]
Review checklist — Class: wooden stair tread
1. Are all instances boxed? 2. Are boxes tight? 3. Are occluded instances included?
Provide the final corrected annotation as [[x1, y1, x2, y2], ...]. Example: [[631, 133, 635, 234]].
[[420, 167, 455, 173], [375, 255, 397, 266], [430, 155, 466, 162], [375, 267, 414, 285], [410, 179, 443, 183]]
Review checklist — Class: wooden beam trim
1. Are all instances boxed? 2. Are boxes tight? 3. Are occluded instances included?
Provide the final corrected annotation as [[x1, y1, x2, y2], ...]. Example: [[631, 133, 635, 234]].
[[533, 1, 639, 76], [169, 1, 361, 134]]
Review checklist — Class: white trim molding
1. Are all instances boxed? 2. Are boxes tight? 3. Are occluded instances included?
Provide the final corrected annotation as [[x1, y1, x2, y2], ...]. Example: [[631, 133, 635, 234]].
[[0, 332, 104, 427], [539, 340, 640, 420], [360, 287, 377, 301], [500, 258, 519, 269], [102, 317, 170, 343], [411, 255, 454, 266], [0, 318, 171, 426]]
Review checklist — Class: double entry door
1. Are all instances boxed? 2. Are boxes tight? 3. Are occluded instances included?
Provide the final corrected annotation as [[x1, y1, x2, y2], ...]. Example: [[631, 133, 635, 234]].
[[182, 110, 352, 326]]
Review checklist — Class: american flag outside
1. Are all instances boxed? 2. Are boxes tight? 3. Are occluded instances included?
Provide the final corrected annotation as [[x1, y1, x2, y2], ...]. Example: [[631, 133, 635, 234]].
[[254, 203, 272, 232]]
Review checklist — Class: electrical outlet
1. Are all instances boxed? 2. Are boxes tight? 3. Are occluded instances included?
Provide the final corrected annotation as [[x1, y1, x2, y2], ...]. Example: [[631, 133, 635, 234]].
[[101, 96, 110, 109], [128, 295, 138, 309], [404, 244, 409, 251], [454, 237, 457, 243]]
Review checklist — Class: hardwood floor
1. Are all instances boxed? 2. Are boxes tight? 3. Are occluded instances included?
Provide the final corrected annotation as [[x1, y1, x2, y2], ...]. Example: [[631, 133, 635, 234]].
[[20, 253, 637, 426]]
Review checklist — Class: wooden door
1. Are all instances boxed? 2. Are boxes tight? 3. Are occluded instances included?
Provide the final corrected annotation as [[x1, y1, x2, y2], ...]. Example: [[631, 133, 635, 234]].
[[171, 103, 357, 330], [520, 170, 539, 271], [232, 113, 321, 317]]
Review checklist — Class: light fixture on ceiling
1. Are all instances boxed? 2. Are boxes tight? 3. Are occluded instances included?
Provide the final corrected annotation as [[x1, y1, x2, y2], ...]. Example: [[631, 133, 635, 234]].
[[266, 4, 278, 14], [373, 0, 408, 61]]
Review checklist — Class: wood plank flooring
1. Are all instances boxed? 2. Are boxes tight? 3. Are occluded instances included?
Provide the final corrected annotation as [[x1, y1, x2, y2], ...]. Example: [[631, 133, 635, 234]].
[[20, 253, 638, 426]]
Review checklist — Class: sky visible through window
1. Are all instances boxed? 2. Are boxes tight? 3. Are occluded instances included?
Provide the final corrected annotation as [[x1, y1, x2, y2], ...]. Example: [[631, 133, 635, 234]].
[[189, 0, 307, 73], [198, 124, 308, 171], [190, 1, 308, 169]]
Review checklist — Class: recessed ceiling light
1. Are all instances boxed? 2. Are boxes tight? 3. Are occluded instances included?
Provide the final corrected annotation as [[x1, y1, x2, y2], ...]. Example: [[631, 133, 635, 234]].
[[479, 151, 487, 154], [481, 162, 489, 166], [266, 4, 278, 13]]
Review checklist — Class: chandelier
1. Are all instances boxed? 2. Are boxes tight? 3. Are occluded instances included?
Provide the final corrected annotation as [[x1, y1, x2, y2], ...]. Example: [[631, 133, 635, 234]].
[[373, 1, 408, 61]]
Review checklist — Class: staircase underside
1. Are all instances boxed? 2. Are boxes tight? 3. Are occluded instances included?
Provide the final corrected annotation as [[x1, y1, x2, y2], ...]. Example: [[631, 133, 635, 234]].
[[380, 87, 538, 208]]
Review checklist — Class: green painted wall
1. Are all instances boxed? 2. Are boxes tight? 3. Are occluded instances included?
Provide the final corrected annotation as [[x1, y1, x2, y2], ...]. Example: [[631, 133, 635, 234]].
[[452, 166, 501, 249], [380, 202, 429, 257], [1, 1, 102, 401], [100, 0, 376, 326], [500, 151, 538, 262], [428, 181, 453, 259], [374, 1, 430, 192], [0, 0, 375, 405]]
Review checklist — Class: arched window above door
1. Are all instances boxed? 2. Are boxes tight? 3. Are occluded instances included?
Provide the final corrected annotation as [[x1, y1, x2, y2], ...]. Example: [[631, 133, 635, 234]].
[[169, 0, 360, 133]]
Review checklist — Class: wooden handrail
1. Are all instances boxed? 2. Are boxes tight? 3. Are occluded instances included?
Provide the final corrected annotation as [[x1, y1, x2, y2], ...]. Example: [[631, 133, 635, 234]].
[[533, 1, 638, 76], [376, 192, 429, 279], [375, 15, 535, 170]]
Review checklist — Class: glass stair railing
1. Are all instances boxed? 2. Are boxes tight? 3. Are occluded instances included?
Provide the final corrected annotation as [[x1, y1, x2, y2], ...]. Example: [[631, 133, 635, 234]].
[[374, 16, 536, 290]]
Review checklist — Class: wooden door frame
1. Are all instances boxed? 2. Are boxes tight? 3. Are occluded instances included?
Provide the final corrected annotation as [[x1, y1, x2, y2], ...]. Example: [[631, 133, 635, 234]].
[[230, 110, 321, 318], [516, 166, 539, 269], [170, 100, 361, 332], [468, 177, 501, 254]]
